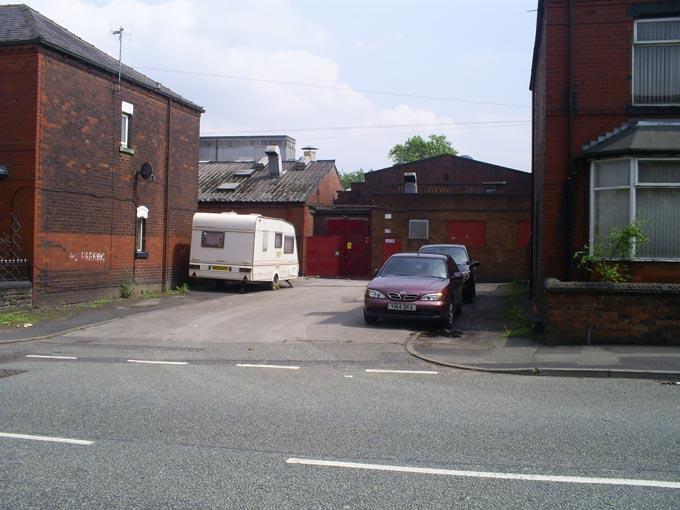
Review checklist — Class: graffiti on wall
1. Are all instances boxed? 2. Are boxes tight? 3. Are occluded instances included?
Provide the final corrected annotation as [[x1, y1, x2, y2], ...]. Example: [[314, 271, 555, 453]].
[[69, 251, 106, 263]]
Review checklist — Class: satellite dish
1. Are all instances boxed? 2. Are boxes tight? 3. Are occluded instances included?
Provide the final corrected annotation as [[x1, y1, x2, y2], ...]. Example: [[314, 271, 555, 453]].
[[139, 162, 154, 180]]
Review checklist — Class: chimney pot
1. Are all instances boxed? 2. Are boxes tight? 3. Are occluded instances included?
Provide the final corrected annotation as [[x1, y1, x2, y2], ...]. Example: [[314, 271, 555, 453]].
[[302, 146, 318, 162]]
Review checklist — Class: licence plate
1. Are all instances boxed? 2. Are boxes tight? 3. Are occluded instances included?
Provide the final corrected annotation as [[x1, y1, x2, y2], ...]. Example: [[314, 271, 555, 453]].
[[387, 303, 416, 311], [210, 265, 231, 271]]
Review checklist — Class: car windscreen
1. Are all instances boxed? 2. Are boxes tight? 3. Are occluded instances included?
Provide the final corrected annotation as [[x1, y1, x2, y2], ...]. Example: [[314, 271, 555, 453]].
[[420, 246, 467, 265], [380, 257, 447, 278]]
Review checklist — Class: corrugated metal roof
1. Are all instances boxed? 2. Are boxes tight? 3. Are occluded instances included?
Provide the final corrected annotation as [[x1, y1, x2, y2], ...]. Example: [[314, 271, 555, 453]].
[[0, 4, 203, 111], [199, 160, 338, 203]]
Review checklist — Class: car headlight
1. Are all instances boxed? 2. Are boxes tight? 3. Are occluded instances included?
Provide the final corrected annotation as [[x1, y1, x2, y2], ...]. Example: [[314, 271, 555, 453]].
[[366, 289, 386, 299], [421, 292, 444, 301]]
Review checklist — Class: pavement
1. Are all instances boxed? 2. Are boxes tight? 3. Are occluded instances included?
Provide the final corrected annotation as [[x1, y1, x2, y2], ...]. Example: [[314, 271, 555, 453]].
[[2, 280, 680, 380], [408, 283, 680, 380]]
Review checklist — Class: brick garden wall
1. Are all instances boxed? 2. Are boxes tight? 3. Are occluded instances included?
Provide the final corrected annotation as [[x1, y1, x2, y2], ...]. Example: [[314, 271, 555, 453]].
[[543, 278, 680, 345], [0, 281, 32, 312], [29, 47, 201, 304]]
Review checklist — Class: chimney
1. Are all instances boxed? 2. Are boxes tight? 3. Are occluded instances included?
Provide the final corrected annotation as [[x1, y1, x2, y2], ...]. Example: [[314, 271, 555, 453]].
[[302, 146, 317, 162], [404, 172, 417, 193], [265, 145, 283, 177]]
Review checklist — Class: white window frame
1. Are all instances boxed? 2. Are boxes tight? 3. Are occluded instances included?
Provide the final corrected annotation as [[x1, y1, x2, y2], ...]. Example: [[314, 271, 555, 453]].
[[632, 17, 680, 106], [589, 157, 680, 261], [121, 113, 130, 147], [136, 205, 149, 254]]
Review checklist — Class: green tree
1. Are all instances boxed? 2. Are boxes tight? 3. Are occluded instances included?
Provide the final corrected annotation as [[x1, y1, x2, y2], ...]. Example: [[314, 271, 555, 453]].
[[387, 134, 458, 164], [340, 169, 366, 190]]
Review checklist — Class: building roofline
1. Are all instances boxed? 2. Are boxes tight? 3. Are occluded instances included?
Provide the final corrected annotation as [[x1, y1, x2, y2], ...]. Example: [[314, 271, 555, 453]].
[[0, 5, 204, 112], [370, 153, 528, 175], [529, 0, 544, 92]]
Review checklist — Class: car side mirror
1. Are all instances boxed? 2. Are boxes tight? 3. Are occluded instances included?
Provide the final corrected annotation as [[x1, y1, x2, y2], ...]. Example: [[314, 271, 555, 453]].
[[471, 261, 480, 268], [373, 268, 379, 277], [450, 271, 465, 280]]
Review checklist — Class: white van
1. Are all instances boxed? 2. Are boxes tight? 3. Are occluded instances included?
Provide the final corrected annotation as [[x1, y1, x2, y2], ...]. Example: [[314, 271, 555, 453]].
[[189, 212, 299, 289]]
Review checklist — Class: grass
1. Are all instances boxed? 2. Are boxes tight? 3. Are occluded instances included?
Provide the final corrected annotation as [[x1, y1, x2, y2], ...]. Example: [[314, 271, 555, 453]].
[[502, 281, 533, 338]]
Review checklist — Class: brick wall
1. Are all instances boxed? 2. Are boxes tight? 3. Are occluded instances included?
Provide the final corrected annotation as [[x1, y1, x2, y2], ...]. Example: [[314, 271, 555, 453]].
[[0, 47, 39, 261], [543, 278, 680, 345], [25, 46, 201, 304], [367, 193, 531, 281], [0, 281, 32, 312], [531, 0, 680, 301]]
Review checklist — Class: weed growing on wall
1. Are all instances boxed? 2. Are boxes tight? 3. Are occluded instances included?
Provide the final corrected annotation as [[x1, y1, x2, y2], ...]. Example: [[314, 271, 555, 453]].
[[573, 220, 649, 283]]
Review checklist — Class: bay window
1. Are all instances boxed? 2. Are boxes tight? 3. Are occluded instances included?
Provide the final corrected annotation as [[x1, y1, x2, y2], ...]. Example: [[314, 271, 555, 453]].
[[591, 159, 680, 259]]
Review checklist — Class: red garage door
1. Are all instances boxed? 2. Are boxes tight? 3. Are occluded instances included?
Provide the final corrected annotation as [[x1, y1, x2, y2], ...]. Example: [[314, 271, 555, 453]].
[[304, 235, 342, 277], [448, 221, 486, 248], [327, 218, 371, 277]]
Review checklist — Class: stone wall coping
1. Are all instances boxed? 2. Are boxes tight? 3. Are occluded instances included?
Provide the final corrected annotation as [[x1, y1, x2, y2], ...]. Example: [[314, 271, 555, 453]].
[[543, 278, 680, 296], [0, 281, 32, 290]]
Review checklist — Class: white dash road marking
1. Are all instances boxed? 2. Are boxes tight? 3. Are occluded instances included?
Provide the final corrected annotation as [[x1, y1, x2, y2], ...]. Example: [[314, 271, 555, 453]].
[[365, 369, 438, 375], [0, 432, 93, 446], [236, 364, 300, 370], [25, 355, 78, 360], [285, 458, 680, 490], [127, 360, 188, 365], [344, 375, 354, 378]]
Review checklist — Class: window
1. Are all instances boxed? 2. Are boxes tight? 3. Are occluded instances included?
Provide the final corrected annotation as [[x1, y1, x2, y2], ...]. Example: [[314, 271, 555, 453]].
[[121, 113, 130, 147], [135, 206, 148, 258], [633, 18, 680, 105], [121, 101, 134, 151], [262, 231, 268, 252], [409, 219, 429, 240], [274, 233, 283, 249], [591, 158, 680, 259], [201, 231, 225, 248], [284, 235, 295, 254]]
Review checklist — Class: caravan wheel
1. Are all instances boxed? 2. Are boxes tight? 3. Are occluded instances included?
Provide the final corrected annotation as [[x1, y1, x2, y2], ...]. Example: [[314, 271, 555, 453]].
[[270, 274, 280, 291]]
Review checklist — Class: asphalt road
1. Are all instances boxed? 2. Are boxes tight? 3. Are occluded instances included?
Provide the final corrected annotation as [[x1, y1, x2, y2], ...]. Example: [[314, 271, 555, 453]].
[[1, 280, 679, 509]]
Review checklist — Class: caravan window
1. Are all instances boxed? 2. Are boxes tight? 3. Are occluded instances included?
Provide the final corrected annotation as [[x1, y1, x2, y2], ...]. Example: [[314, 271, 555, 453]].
[[275, 233, 283, 249], [201, 231, 225, 248], [284, 235, 295, 254], [262, 231, 268, 252]]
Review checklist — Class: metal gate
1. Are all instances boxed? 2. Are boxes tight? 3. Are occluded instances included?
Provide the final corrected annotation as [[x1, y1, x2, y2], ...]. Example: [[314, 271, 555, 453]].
[[326, 218, 371, 277]]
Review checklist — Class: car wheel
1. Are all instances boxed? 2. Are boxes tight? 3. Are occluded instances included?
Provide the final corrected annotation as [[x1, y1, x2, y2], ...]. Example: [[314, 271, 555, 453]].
[[363, 310, 378, 324], [270, 274, 280, 291], [440, 302, 454, 330]]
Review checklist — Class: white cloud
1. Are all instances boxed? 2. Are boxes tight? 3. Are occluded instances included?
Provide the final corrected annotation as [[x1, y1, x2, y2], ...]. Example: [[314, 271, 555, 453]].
[[24, 0, 528, 172]]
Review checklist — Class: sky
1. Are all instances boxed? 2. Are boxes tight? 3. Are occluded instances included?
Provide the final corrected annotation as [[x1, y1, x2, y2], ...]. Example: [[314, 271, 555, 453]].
[[22, 0, 538, 173]]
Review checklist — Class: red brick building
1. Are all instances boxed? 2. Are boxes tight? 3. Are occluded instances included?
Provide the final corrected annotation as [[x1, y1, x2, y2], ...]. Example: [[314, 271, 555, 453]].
[[319, 154, 532, 281], [0, 5, 203, 305], [531, 0, 680, 301], [531, 0, 680, 343], [198, 147, 342, 272]]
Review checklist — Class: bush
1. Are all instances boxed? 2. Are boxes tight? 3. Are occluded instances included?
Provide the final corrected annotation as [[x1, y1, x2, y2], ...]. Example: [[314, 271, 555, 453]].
[[573, 220, 649, 283]]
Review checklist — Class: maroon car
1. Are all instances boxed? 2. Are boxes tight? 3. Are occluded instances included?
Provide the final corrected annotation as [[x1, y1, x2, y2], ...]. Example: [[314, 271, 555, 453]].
[[363, 253, 465, 329]]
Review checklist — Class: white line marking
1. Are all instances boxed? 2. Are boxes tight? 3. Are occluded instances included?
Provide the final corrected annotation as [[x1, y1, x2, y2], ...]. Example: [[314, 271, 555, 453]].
[[344, 375, 353, 378], [0, 432, 93, 446], [286, 458, 680, 490], [365, 369, 438, 375], [236, 364, 300, 370], [127, 359, 188, 365], [26, 355, 78, 360]]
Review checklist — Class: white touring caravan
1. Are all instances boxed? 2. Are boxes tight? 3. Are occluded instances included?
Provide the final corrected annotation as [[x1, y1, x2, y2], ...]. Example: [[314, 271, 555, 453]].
[[189, 212, 299, 289]]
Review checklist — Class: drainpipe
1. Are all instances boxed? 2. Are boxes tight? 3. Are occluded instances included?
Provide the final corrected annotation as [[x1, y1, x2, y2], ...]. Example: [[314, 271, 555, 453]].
[[161, 99, 171, 291], [563, 0, 575, 280]]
